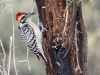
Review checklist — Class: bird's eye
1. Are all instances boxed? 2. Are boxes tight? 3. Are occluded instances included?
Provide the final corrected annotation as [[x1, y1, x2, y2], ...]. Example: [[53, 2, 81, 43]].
[[20, 16, 26, 23]]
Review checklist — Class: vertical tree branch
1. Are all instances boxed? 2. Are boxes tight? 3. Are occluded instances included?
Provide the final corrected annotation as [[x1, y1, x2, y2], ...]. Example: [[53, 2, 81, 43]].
[[26, 48, 31, 73], [35, 0, 88, 75], [9, 1, 18, 75], [75, 22, 82, 73], [7, 36, 13, 75]]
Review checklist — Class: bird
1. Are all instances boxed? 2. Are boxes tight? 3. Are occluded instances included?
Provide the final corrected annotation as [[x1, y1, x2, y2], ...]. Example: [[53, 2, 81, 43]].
[[16, 12, 47, 62]]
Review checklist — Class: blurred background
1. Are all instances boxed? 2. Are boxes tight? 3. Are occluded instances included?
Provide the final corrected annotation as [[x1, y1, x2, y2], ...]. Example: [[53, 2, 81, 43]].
[[0, 0, 100, 75]]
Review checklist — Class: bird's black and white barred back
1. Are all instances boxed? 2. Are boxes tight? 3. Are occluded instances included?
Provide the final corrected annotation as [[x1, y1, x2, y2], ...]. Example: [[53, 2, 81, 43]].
[[18, 24, 39, 55]]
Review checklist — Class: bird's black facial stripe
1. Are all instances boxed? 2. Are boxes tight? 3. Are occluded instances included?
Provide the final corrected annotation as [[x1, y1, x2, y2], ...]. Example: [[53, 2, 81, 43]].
[[20, 16, 26, 24]]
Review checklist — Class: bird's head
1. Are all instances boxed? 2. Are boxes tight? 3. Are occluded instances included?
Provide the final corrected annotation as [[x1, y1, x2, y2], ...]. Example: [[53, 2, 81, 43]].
[[16, 12, 35, 24]]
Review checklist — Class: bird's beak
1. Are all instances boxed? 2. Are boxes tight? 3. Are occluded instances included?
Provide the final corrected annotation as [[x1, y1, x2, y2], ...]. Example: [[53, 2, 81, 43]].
[[31, 13, 35, 15], [27, 13, 35, 17]]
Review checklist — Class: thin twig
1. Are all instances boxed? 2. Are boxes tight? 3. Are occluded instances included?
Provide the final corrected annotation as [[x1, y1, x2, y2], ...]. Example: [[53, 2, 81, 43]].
[[0, 39, 7, 75], [27, 47, 31, 73], [0, 66, 3, 75], [0, 0, 7, 15], [19, 60, 27, 62], [0, 2, 15, 6], [9, 0, 18, 75], [7, 36, 13, 75], [30, 0, 35, 19], [75, 21, 82, 73], [0, 39, 6, 56], [19, 47, 31, 73], [90, 0, 92, 2], [0, 53, 4, 55]]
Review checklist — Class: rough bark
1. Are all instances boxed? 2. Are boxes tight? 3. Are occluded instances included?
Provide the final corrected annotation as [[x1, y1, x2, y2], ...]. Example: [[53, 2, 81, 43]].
[[35, 0, 88, 75]]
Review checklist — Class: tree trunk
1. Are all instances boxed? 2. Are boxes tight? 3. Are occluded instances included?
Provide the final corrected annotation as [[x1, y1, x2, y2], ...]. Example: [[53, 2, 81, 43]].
[[35, 0, 88, 75]]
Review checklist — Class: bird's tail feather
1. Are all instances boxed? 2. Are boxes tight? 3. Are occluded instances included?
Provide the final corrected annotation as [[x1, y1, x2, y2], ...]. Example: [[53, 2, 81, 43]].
[[39, 52, 47, 63], [36, 54, 40, 60]]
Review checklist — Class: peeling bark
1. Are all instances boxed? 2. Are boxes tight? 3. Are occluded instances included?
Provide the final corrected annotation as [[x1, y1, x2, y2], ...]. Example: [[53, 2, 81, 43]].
[[35, 0, 88, 75]]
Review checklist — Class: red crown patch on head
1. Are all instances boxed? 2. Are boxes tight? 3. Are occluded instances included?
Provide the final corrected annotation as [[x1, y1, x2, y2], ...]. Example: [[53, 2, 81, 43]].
[[16, 12, 24, 21]]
